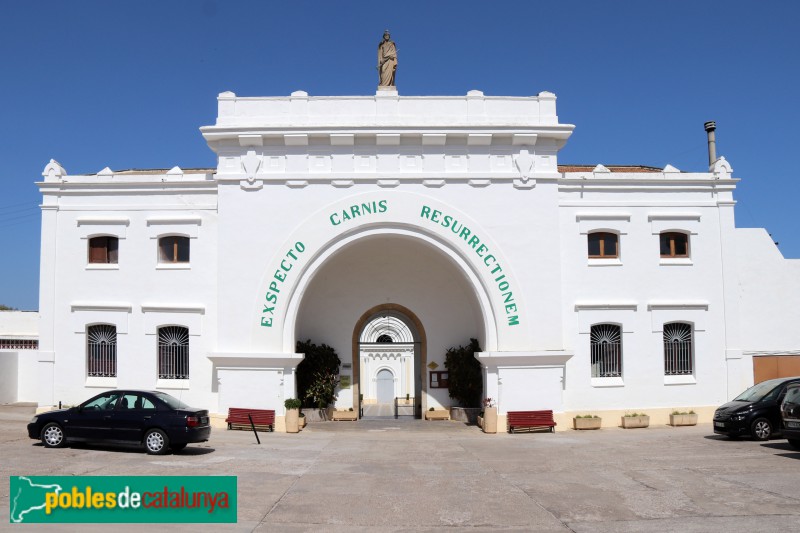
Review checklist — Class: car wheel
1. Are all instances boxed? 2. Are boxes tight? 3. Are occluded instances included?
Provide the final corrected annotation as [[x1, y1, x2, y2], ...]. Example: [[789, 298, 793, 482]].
[[788, 439, 800, 450], [41, 423, 66, 448], [751, 417, 772, 440], [170, 443, 187, 452], [144, 429, 169, 455]]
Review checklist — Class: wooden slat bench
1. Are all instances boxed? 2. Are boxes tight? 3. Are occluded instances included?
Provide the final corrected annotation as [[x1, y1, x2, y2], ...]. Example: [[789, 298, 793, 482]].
[[507, 410, 557, 433], [226, 408, 275, 432]]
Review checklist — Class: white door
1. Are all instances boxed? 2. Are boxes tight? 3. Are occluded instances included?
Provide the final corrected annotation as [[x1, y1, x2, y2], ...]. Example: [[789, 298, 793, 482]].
[[376, 369, 394, 404]]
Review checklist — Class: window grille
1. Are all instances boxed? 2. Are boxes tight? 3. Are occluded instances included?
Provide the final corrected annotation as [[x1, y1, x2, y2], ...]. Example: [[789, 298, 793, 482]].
[[158, 326, 189, 379], [87, 325, 117, 377], [664, 322, 694, 375], [0, 339, 38, 350], [590, 324, 622, 377]]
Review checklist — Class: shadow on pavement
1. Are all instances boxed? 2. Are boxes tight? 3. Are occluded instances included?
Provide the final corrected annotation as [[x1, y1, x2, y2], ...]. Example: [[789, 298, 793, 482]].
[[30, 441, 215, 455]]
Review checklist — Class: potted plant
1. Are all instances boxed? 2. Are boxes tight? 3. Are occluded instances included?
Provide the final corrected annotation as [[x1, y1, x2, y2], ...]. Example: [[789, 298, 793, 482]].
[[424, 406, 450, 420], [331, 407, 358, 421], [482, 398, 497, 434], [669, 410, 697, 426], [298, 412, 306, 428], [573, 414, 602, 430], [284, 398, 302, 433], [621, 412, 649, 429]]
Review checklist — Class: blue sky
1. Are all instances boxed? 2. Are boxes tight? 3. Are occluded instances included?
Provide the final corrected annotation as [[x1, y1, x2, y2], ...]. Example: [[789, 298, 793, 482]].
[[1, 1, 798, 311]]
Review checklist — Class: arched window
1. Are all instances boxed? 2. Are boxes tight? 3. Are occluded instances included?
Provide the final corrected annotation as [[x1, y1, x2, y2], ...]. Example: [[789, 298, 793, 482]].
[[587, 232, 619, 258], [376, 334, 393, 343], [87, 324, 117, 377], [158, 236, 190, 263], [660, 232, 689, 258], [89, 236, 119, 264], [158, 326, 189, 379], [664, 322, 693, 375], [590, 324, 622, 378]]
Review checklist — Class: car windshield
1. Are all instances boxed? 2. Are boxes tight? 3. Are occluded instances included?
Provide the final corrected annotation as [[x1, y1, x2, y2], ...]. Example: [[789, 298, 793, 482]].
[[152, 391, 191, 409], [733, 379, 785, 402]]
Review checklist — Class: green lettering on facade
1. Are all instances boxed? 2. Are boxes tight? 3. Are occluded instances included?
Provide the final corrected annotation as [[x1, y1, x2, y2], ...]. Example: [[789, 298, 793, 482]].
[[419, 206, 520, 326], [332, 200, 389, 226], [260, 242, 307, 328]]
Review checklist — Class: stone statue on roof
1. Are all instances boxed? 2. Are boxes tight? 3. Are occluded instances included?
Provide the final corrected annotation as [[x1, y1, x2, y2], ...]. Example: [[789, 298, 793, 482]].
[[377, 30, 397, 87]]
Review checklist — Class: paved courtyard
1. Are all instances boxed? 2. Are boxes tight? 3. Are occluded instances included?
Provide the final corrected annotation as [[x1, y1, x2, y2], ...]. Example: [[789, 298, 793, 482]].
[[1, 404, 799, 532]]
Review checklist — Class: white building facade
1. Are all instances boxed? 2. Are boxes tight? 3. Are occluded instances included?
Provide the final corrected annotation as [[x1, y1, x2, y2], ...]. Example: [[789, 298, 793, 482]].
[[30, 89, 800, 430]]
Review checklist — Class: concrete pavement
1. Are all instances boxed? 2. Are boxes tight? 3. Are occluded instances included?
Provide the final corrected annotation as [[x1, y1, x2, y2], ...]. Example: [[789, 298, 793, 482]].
[[1, 405, 798, 532]]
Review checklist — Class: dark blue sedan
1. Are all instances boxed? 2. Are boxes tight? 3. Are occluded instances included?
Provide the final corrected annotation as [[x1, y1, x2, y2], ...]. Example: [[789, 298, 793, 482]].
[[27, 390, 210, 454]]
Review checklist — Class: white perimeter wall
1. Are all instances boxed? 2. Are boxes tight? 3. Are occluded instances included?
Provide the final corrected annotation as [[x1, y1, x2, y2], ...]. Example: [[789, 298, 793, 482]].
[[737, 228, 800, 354]]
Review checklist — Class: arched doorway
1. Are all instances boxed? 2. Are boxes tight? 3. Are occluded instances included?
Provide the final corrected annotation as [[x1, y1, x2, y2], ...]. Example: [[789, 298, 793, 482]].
[[356, 307, 423, 418], [376, 369, 394, 404]]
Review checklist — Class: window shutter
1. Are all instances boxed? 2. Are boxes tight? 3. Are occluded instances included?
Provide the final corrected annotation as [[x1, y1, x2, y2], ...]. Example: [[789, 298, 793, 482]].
[[89, 237, 107, 263], [107, 237, 119, 264]]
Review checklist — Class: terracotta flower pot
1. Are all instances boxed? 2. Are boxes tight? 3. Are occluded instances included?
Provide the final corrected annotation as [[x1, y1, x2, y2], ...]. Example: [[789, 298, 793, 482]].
[[483, 407, 497, 433], [285, 408, 300, 433]]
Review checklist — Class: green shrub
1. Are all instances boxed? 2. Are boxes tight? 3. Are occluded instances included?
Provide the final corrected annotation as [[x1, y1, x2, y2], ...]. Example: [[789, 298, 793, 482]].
[[444, 338, 483, 407], [624, 412, 646, 417], [296, 339, 341, 408], [284, 398, 302, 410]]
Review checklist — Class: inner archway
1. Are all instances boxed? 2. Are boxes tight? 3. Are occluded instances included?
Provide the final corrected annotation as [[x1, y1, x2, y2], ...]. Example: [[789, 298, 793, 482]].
[[355, 305, 424, 419]]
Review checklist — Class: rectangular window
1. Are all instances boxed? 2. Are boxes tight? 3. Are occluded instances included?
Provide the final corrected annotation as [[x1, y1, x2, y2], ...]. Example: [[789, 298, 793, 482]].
[[660, 232, 689, 258], [159, 236, 190, 263], [158, 326, 190, 379], [89, 236, 119, 264], [0, 339, 38, 350], [87, 325, 117, 377], [590, 324, 622, 377], [664, 323, 694, 375], [588, 232, 619, 258]]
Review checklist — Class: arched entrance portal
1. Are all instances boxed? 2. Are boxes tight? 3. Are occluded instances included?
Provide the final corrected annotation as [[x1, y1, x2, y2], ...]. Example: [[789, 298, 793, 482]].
[[294, 234, 484, 417], [355, 306, 424, 419]]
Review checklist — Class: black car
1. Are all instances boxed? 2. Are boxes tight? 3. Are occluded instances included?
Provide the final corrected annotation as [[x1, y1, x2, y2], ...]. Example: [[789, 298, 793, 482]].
[[780, 383, 800, 450], [713, 376, 800, 440], [27, 390, 211, 455]]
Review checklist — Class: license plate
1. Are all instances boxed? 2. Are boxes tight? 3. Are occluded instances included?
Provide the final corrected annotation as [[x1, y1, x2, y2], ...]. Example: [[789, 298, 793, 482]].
[[787, 421, 800, 428], [714, 421, 725, 428], [200, 417, 209, 424]]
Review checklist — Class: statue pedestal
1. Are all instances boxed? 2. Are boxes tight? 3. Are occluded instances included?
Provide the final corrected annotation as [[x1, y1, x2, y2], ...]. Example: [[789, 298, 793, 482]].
[[376, 86, 398, 96]]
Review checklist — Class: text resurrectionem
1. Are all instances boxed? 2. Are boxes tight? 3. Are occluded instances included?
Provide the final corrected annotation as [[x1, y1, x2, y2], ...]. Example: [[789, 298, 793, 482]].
[[420, 205, 520, 326]]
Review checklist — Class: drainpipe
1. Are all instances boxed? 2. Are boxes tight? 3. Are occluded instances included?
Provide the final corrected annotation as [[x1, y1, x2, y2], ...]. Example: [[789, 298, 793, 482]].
[[704, 121, 717, 166]]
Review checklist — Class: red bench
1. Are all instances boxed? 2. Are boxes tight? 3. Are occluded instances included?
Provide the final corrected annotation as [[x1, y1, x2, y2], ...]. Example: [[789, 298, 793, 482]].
[[507, 410, 557, 433], [226, 408, 275, 432]]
